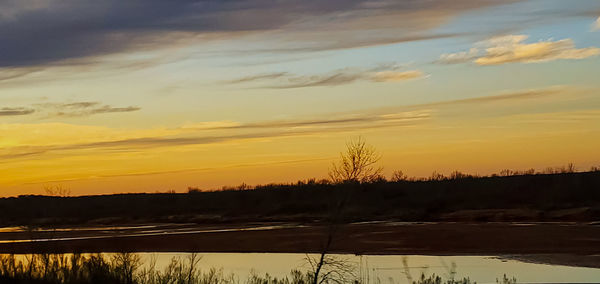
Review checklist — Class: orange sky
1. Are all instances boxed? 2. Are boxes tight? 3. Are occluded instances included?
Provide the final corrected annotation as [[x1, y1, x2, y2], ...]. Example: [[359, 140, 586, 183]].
[[1, 1, 600, 196]]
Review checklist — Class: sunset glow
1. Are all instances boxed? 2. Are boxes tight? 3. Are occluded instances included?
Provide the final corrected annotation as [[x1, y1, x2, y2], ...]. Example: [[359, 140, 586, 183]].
[[1, 0, 600, 196]]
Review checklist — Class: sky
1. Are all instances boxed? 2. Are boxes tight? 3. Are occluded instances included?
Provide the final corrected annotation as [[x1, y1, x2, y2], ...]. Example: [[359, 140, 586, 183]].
[[1, 0, 600, 196]]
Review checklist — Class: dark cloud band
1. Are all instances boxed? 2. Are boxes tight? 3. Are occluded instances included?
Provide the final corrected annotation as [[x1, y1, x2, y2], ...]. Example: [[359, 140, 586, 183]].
[[0, 107, 35, 116], [0, 0, 511, 68]]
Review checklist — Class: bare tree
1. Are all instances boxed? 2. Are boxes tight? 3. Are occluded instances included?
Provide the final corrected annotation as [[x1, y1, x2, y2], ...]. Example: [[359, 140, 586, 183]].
[[329, 137, 382, 183], [391, 170, 408, 182], [306, 253, 355, 284], [43, 184, 71, 197], [307, 137, 377, 284], [111, 252, 141, 284]]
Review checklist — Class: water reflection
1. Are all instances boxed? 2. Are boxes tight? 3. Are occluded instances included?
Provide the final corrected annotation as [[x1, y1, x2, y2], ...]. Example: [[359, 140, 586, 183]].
[[2, 253, 597, 283], [146, 253, 598, 283], [0, 223, 302, 244]]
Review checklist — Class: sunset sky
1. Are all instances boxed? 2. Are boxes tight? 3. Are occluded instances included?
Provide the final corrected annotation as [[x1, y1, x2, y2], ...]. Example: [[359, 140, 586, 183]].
[[1, 0, 600, 196]]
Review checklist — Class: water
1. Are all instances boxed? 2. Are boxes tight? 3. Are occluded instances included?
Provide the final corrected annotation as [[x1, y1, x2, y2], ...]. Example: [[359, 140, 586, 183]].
[[2, 252, 599, 282], [1, 223, 599, 282], [130, 253, 599, 283], [0, 224, 299, 244]]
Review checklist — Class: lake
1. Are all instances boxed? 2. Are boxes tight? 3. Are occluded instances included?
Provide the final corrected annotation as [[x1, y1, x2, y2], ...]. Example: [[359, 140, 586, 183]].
[[1, 223, 599, 283]]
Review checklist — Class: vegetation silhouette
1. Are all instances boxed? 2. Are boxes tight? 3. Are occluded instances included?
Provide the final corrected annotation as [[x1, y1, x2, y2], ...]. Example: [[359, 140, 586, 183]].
[[0, 253, 515, 284], [329, 137, 383, 183], [1, 167, 599, 227], [306, 137, 376, 284], [43, 185, 71, 198]]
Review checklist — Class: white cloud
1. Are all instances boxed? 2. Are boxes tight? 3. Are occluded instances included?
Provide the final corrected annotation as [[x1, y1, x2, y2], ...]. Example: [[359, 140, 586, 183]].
[[438, 35, 600, 65], [437, 48, 480, 64], [594, 17, 600, 31]]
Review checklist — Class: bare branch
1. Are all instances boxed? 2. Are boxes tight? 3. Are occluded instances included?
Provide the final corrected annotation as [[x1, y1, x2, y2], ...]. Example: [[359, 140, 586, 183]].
[[329, 136, 382, 183]]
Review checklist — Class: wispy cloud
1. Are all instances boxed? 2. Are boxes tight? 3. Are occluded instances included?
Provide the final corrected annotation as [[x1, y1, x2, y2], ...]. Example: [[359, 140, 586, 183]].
[[437, 35, 600, 65], [0, 85, 574, 161], [594, 17, 600, 31], [56, 105, 141, 117], [228, 66, 426, 88], [421, 86, 565, 107], [0, 68, 42, 82], [0, 109, 432, 160], [436, 48, 480, 64], [225, 72, 289, 84], [0, 107, 35, 116], [269, 72, 365, 89], [183, 110, 431, 132], [3, 101, 142, 118], [506, 109, 600, 125], [60, 102, 100, 108], [22, 157, 334, 185], [370, 71, 426, 82], [235, 33, 463, 55], [0, 0, 513, 68]]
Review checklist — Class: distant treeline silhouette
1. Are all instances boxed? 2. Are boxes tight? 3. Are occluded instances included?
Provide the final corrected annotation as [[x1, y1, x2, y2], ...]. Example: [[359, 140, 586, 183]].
[[198, 162, 591, 192], [1, 164, 598, 226]]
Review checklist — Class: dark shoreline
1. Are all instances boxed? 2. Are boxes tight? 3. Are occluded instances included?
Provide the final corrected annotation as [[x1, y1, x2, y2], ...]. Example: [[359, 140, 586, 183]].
[[3, 171, 599, 227]]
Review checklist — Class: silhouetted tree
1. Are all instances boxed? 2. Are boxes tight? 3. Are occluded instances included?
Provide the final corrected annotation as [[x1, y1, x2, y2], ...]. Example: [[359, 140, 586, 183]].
[[391, 170, 408, 182], [44, 184, 71, 197], [329, 137, 382, 183]]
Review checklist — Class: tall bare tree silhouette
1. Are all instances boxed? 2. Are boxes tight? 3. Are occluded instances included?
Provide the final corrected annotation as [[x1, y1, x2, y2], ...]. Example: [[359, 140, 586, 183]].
[[329, 137, 382, 183]]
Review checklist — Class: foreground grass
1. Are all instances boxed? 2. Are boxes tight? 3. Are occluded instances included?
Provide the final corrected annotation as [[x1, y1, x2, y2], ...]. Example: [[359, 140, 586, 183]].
[[0, 253, 516, 284]]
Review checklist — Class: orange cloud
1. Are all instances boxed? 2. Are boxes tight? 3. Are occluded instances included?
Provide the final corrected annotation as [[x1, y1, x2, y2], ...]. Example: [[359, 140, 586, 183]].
[[227, 66, 426, 88], [438, 35, 600, 65], [370, 70, 426, 82]]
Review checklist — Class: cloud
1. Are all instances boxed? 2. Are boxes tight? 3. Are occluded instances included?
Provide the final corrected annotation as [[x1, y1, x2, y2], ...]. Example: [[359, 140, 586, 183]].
[[4, 101, 141, 118], [0, 0, 511, 68], [183, 111, 431, 132], [370, 71, 426, 82], [180, 121, 241, 130], [437, 48, 480, 64], [0, 85, 573, 161], [270, 72, 365, 89], [476, 35, 600, 65], [0, 107, 35, 116], [225, 72, 289, 84], [0, 109, 432, 160], [2, 86, 565, 160], [61, 102, 100, 108], [0, 68, 41, 82], [62, 105, 141, 116], [403, 86, 569, 111], [436, 87, 562, 105], [229, 66, 426, 88], [507, 109, 600, 125], [594, 17, 600, 31], [235, 33, 462, 54], [438, 35, 600, 65], [24, 157, 334, 185]]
